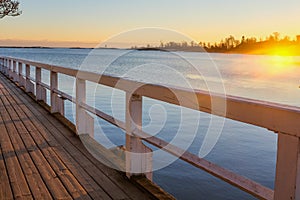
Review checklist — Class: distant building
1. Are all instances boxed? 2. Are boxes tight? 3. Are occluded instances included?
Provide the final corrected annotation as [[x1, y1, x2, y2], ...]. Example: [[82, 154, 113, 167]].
[[297, 35, 300, 43]]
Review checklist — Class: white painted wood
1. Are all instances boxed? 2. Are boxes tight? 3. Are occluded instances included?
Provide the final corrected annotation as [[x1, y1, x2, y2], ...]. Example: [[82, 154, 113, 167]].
[[3, 58, 6, 74], [10, 59, 13, 79], [3, 58, 5, 74], [0, 58, 3, 72], [35, 67, 46, 102], [4, 57, 299, 137], [0, 58, 298, 130], [35, 67, 41, 96], [5, 59, 8, 75], [4, 58, 6, 74], [7, 59, 10, 77], [125, 93, 153, 180], [76, 78, 95, 135], [25, 64, 34, 93], [85, 111, 94, 138], [3, 58, 5, 73], [76, 78, 86, 134], [18, 62, 24, 87], [8, 59, 12, 79], [50, 71, 60, 113], [274, 134, 300, 200], [6, 59, 9, 76], [0, 58, 2, 70], [56, 95, 65, 116], [13, 61, 17, 82]]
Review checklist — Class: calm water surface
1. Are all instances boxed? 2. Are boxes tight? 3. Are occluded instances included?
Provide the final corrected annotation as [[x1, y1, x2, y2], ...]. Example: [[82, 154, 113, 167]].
[[1, 48, 300, 199]]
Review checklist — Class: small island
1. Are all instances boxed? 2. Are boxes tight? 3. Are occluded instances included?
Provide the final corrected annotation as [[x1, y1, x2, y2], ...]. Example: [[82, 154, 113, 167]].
[[132, 33, 300, 56]]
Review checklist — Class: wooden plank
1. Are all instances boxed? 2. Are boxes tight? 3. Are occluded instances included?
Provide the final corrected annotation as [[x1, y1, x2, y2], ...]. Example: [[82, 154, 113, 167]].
[[2, 74, 153, 200], [0, 84, 74, 199], [28, 107, 149, 200], [25, 112, 129, 200], [28, 106, 153, 200], [1, 84, 91, 200], [0, 76, 113, 199], [0, 122, 14, 200], [0, 99, 33, 200], [2, 91, 110, 200], [49, 143, 112, 200], [0, 88, 66, 200]]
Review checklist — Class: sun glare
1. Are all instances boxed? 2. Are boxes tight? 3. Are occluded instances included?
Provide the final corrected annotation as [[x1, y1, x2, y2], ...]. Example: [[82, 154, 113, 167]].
[[262, 55, 296, 77], [271, 55, 294, 66], [269, 47, 293, 56]]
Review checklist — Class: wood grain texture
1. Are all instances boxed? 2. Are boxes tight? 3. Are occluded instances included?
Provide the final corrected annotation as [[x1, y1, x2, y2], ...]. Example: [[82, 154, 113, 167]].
[[0, 73, 158, 200]]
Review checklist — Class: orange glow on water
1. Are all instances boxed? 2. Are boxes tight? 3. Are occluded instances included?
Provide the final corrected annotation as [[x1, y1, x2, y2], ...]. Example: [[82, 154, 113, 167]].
[[257, 54, 298, 77]]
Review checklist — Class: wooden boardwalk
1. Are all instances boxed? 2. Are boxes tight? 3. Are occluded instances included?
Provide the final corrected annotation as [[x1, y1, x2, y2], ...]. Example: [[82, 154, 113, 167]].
[[2, 57, 300, 200], [0, 73, 156, 199]]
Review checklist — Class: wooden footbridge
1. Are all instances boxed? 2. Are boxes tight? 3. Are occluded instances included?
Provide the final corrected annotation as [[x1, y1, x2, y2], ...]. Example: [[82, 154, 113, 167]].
[[0, 57, 300, 200]]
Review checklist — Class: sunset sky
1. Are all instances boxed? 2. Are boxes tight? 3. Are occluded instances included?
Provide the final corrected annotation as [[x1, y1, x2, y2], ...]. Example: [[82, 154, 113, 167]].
[[1, 0, 300, 47]]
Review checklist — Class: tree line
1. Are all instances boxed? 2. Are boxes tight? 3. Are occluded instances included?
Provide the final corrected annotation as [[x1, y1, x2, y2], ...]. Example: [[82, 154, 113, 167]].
[[138, 32, 300, 54]]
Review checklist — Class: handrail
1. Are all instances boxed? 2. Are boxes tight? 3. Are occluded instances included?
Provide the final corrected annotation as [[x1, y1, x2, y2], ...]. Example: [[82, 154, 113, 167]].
[[1, 56, 300, 200], [3, 56, 300, 136]]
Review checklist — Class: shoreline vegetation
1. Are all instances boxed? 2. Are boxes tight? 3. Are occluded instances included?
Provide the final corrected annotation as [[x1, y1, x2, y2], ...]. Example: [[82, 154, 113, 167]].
[[1, 33, 300, 56], [134, 33, 300, 56]]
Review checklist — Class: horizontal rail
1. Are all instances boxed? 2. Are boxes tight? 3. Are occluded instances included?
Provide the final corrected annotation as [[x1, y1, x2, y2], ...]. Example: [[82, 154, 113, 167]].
[[39, 81, 51, 90], [80, 101, 274, 200], [53, 88, 74, 102], [2, 56, 300, 137]]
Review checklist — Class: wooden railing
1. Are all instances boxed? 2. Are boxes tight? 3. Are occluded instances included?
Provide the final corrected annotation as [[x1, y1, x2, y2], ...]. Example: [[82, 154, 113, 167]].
[[1, 56, 300, 200]]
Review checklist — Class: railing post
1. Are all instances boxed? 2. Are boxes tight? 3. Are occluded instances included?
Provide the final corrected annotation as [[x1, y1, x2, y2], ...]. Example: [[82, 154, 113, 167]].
[[0, 58, 3, 73], [25, 64, 34, 93], [75, 78, 94, 136], [8, 59, 12, 79], [1, 58, 3, 72], [0, 58, 3, 72], [1, 58, 4, 73], [6, 59, 9, 76], [35, 67, 46, 102], [18, 62, 24, 87], [7, 59, 10, 77], [50, 71, 64, 115], [13, 61, 17, 82], [4, 59, 7, 75], [274, 133, 300, 200], [125, 93, 153, 180]]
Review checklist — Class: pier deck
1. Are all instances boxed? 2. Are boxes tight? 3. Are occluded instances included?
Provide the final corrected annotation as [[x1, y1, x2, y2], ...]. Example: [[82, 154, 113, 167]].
[[0, 73, 155, 200]]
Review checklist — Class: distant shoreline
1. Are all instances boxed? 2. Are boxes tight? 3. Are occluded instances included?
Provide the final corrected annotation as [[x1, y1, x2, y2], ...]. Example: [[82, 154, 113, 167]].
[[1, 46, 300, 56]]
